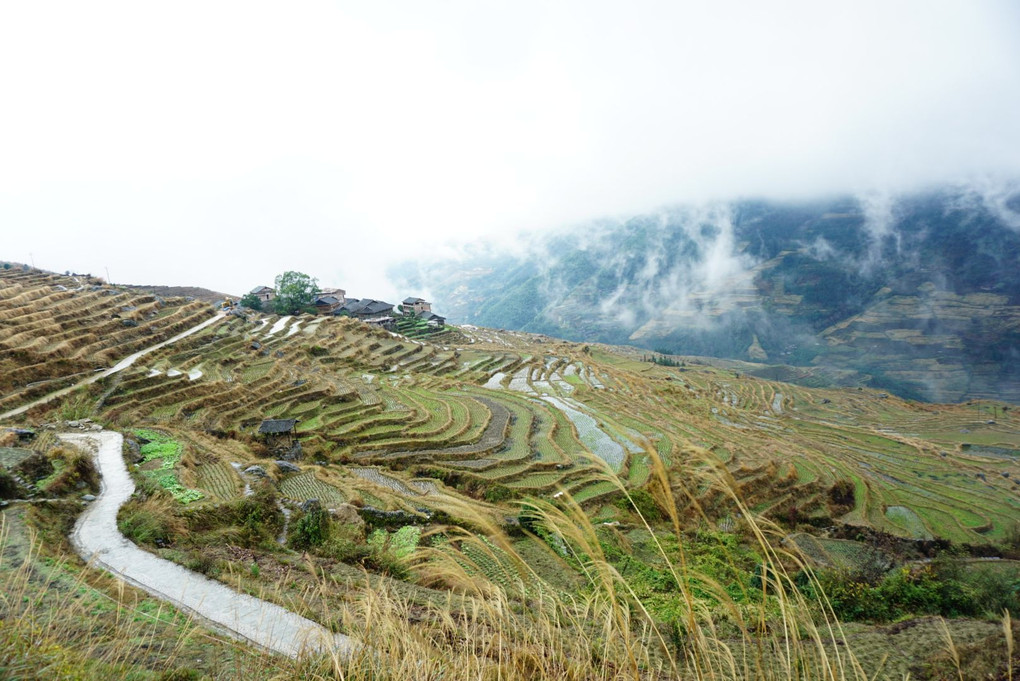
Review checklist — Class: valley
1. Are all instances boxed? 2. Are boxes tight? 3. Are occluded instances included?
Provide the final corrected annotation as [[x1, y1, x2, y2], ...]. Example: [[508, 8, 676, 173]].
[[405, 187, 1020, 404]]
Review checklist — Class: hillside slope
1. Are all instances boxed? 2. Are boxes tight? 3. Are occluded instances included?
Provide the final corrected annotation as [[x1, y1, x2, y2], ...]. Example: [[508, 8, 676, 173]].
[[3, 266, 1020, 545], [6, 267, 1020, 679]]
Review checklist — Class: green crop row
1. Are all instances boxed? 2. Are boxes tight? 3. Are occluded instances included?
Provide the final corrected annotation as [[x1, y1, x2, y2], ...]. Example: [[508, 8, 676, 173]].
[[195, 462, 240, 501], [278, 471, 347, 506], [133, 429, 204, 503]]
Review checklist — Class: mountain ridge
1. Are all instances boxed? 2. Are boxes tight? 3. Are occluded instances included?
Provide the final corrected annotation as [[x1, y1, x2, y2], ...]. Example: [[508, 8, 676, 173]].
[[399, 185, 1020, 403]]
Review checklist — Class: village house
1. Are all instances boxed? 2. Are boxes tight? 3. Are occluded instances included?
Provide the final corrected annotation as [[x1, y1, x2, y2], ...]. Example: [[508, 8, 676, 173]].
[[250, 286, 275, 303], [335, 298, 363, 317], [364, 316, 396, 330], [418, 310, 446, 328], [258, 418, 299, 448], [402, 297, 432, 314], [337, 298, 394, 320], [336, 298, 396, 329], [317, 287, 346, 304], [314, 294, 343, 315]]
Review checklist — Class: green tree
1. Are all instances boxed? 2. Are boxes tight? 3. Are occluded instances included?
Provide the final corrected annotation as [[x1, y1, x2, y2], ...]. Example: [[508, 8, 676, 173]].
[[238, 293, 263, 311], [273, 271, 318, 315], [289, 504, 329, 549]]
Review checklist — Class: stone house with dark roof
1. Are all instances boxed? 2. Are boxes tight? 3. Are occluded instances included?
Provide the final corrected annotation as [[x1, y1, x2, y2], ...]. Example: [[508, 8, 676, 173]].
[[402, 297, 432, 314], [258, 418, 298, 448], [317, 287, 346, 303], [314, 295, 342, 314], [338, 299, 394, 320], [417, 310, 446, 327], [251, 286, 276, 303]]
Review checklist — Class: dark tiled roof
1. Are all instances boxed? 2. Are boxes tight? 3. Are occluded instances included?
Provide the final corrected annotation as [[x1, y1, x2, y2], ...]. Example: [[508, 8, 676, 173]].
[[343, 299, 390, 314], [339, 299, 366, 314], [250, 285, 274, 294], [258, 419, 298, 434], [337, 298, 393, 317], [403, 296, 426, 304], [361, 300, 393, 315], [315, 295, 340, 305]]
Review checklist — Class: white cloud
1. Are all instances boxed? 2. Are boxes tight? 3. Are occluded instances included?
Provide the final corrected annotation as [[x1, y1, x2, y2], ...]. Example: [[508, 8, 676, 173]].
[[1, 0, 1018, 295]]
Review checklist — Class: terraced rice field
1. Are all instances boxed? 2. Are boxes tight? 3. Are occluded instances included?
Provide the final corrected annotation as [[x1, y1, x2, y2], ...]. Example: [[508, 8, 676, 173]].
[[0, 270, 215, 416], [4, 268, 1020, 543], [348, 466, 425, 497], [541, 396, 626, 471], [195, 461, 243, 501], [790, 533, 889, 571], [278, 470, 347, 506]]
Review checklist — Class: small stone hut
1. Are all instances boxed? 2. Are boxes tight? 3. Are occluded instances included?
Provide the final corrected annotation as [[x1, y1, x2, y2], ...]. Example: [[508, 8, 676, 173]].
[[257, 419, 299, 448]]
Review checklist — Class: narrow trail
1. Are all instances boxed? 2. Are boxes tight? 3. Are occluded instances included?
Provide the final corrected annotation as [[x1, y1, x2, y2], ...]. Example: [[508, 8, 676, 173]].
[[62, 430, 355, 659], [0, 312, 226, 420]]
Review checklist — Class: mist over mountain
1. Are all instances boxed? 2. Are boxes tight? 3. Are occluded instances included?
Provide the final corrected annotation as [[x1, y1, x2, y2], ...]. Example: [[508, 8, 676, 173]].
[[398, 183, 1020, 403]]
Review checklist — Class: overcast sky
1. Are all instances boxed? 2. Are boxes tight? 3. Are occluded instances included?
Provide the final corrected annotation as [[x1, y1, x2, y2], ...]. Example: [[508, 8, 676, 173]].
[[2, 1, 1019, 299]]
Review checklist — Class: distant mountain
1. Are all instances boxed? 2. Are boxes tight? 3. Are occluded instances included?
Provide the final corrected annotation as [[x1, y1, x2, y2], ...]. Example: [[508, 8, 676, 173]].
[[398, 185, 1020, 403]]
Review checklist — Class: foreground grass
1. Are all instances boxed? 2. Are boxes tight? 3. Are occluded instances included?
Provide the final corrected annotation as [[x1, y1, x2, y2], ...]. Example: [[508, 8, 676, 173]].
[[5, 472, 1020, 679], [13, 441, 1020, 680], [0, 507, 281, 680]]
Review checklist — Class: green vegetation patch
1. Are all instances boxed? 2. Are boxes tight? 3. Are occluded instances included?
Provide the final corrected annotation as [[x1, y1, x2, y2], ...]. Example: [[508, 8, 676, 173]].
[[368, 525, 421, 560], [808, 558, 1020, 623], [627, 455, 651, 486], [884, 505, 932, 539], [133, 429, 203, 503]]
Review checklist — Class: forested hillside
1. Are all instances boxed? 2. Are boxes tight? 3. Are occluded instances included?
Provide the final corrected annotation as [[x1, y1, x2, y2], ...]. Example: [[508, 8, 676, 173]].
[[401, 185, 1020, 402]]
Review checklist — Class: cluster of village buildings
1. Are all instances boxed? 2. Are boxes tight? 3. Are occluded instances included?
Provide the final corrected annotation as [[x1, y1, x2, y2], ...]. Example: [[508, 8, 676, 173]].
[[248, 285, 446, 330]]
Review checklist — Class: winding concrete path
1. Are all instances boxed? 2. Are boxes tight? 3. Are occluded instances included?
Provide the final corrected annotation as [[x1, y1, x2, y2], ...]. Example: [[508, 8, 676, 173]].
[[0, 312, 227, 420], [62, 430, 355, 659]]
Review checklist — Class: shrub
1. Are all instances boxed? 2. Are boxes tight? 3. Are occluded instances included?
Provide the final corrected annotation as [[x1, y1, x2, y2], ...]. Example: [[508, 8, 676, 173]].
[[183, 549, 219, 576], [617, 488, 663, 521], [238, 293, 262, 311], [967, 564, 1020, 616], [0, 468, 21, 499], [290, 504, 329, 550], [235, 483, 282, 546], [58, 389, 95, 421], [119, 503, 178, 546], [807, 557, 1018, 622], [159, 669, 202, 681], [182, 482, 281, 547], [45, 448, 99, 496], [828, 479, 856, 515], [320, 523, 369, 563], [14, 453, 53, 482], [483, 484, 517, 502]]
